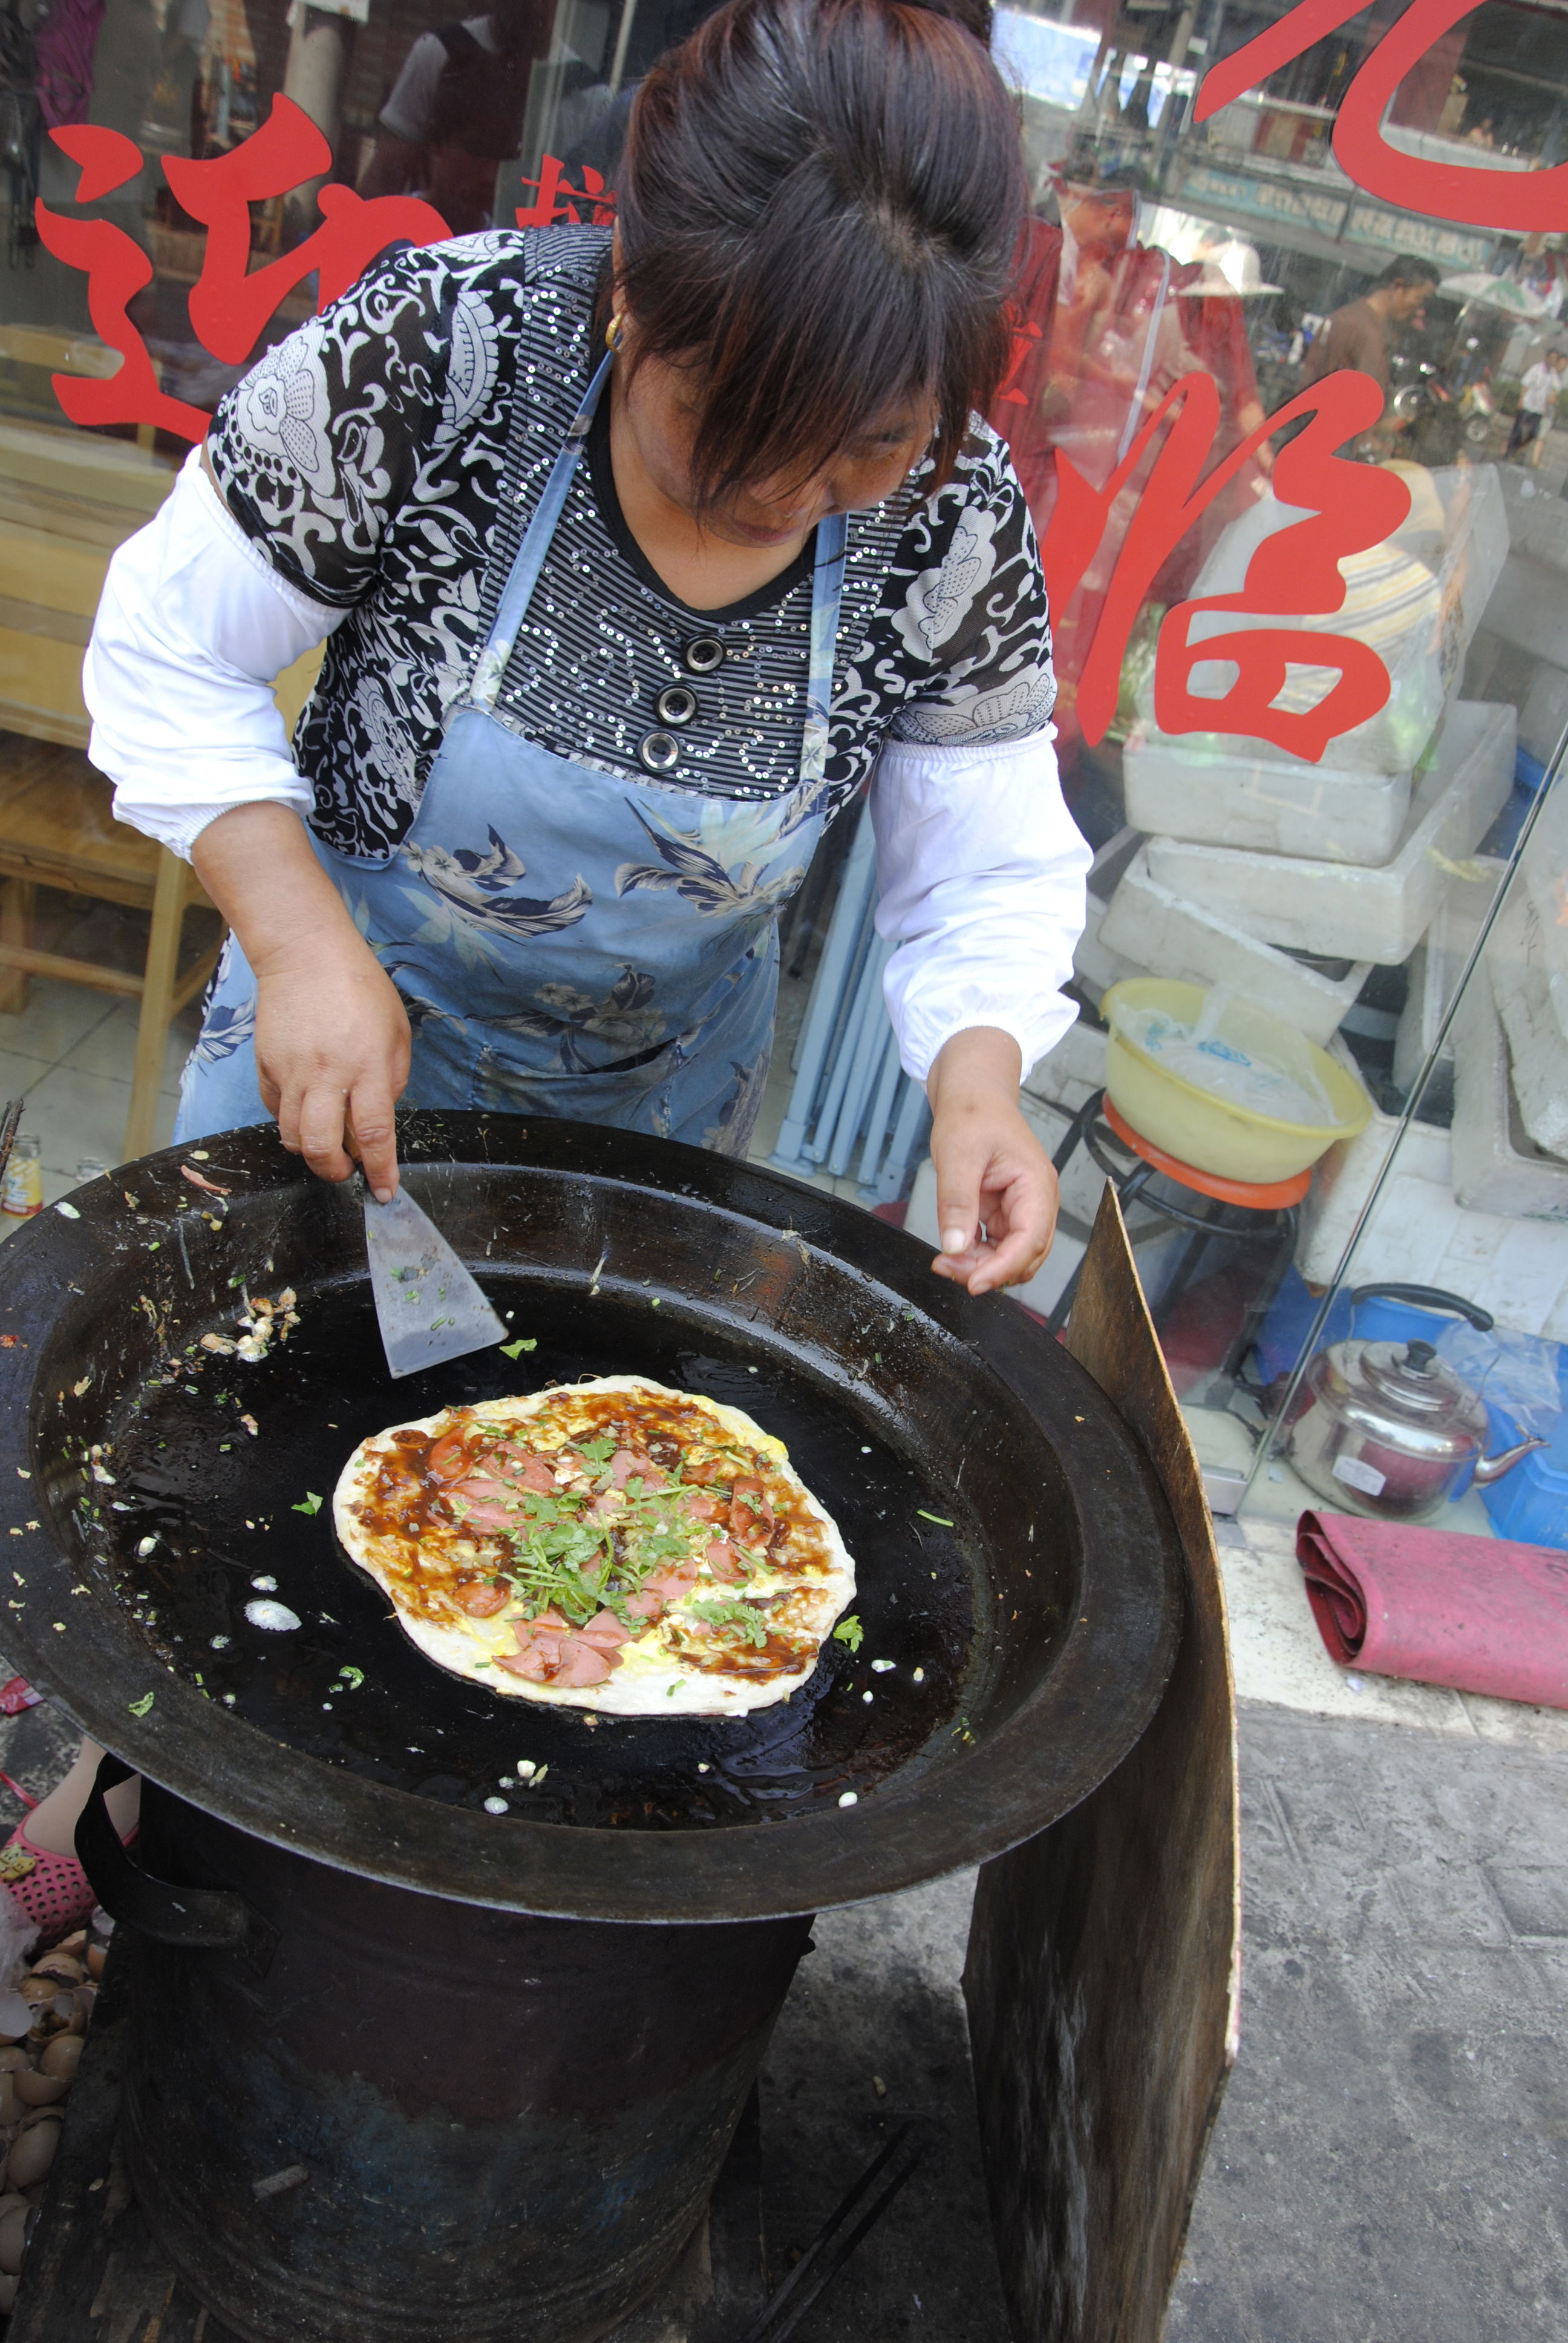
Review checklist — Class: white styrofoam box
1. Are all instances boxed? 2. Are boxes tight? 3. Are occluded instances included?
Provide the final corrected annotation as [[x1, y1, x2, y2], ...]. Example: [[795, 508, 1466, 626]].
[[1074, 888, 1146, 1000], [1099, 849, 1370, 1045], [1451, 965, 1568, 1220], [1497, 463, 1568, 568], [1478, 550, 1568, 669], [1390, 858, 1504, 1102], [1486, 883, 1568, 1157], [1146, 701, 1515, 965], [1017, 1090, 1119, 1226], [1518, 768, 1568, 1040], [1122, 730, 1412, 865], [1021, 1014, 1108, 1114], [1517, 659, 1568, 766], [1296, 1065, 1451, 1285], [1297, 1046, 1568, 1337]]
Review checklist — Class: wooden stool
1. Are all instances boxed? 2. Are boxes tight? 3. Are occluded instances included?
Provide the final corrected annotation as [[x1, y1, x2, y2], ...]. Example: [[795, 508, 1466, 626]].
[[1047, 1087, 1312, 1377], [0, 736, 220, 1161]]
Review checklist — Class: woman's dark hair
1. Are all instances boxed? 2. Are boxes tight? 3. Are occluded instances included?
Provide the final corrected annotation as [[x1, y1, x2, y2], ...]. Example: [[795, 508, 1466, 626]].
[[615, 0, 1025, 508]]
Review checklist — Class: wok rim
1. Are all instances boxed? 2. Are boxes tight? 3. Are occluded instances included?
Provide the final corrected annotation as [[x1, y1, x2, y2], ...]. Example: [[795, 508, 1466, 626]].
[[0, 1115, 1182, 1924]]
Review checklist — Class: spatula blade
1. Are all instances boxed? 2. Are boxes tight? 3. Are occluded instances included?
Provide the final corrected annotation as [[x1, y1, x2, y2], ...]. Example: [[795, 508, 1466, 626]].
[[363, 1185, 508, 1379]]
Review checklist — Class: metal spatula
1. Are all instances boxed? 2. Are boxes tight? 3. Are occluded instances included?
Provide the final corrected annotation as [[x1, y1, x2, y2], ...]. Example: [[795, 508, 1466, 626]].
[[363, 1182, 508, 1379]]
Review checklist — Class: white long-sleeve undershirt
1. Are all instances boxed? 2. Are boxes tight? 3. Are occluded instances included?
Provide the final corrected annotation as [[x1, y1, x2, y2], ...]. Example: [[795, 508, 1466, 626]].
[[87, 448, 1089, 1084]]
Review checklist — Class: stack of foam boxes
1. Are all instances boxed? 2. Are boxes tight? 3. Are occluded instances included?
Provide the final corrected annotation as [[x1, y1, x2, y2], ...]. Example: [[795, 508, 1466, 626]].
[[1014, 467, 1568, 1330], [1298, 467, 1568, 1343]]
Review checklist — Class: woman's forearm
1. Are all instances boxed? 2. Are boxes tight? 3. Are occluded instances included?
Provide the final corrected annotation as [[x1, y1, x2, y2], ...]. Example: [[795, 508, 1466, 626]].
[[192, 804, 412, 1198], [192, 802, 367, 973]]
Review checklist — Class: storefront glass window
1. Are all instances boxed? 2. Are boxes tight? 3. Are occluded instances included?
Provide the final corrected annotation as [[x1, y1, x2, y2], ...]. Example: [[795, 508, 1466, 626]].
[[0, 0, 1563, 1557]]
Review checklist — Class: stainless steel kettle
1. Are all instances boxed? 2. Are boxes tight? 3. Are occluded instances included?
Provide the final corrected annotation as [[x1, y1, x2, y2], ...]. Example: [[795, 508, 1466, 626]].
[[1287, 1334, 1547, 1521]]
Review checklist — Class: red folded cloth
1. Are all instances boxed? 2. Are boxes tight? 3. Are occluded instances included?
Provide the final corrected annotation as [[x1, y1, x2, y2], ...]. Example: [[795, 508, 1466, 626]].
[[1297, 1510, 1568, 1710]]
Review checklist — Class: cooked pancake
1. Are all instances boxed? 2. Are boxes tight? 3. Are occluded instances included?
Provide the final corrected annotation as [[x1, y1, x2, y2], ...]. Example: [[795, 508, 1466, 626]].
[[332, 1376, 857, 1716]]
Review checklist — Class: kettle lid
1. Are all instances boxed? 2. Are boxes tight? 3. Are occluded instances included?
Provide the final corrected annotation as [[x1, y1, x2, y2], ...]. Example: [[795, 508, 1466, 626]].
[[1359, 1337, 1474, 1420]]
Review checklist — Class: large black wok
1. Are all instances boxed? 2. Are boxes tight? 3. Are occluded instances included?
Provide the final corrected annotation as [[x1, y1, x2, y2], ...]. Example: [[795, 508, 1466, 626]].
[[0, 1116, 1181, 2342], [0, 1112, 1180, 1924]]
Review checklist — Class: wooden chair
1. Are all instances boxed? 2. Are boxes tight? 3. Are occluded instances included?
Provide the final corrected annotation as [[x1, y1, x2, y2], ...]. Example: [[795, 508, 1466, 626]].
[[0, 736, 220, 1159]]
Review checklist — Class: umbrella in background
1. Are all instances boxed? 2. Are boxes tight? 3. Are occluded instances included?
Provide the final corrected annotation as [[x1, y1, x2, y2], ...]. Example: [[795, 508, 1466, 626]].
[[1439, 270, 1551, 319]]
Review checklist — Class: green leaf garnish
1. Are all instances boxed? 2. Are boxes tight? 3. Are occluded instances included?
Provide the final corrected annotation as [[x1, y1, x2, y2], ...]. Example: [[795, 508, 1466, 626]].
[[916, 1510, 953, 1527], [687, 1596, 769, 1648], [832, 1614, 863, 1652], [128, 1691, 155, 1716], [336, 1666, 364, 1691], [498, 1337, 538, 1359], [292, 1491, 323, 1516]]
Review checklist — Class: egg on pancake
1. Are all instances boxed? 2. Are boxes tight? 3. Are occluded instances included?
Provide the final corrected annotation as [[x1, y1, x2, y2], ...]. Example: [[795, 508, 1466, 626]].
[[332, 1377, 857, 1717]]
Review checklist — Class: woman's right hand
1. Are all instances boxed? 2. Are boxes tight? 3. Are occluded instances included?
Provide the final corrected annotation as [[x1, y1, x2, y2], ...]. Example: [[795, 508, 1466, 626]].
[[192, 802, 411, 1199], [251, 929, 411, 1198]]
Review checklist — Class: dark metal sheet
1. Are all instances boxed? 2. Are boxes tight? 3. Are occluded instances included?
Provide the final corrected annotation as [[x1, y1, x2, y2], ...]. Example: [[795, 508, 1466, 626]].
[[964, 1187, 1240, 2341]]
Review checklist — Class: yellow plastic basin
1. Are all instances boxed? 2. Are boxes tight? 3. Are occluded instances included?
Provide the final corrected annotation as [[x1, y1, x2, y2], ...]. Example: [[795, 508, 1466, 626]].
[[1101, 980, 1373, 1185]]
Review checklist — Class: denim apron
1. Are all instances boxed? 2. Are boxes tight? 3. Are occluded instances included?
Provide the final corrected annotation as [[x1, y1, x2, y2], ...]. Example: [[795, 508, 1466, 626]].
[[174, 349, 848, 1157]]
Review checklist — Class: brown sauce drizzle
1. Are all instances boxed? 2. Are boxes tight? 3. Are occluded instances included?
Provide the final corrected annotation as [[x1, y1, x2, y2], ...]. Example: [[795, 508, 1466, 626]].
[[347, 1390, 836, 1680]]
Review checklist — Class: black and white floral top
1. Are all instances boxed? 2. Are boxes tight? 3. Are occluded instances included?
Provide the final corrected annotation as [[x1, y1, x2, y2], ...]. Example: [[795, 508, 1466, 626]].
[[202, 224, 1056, 861]]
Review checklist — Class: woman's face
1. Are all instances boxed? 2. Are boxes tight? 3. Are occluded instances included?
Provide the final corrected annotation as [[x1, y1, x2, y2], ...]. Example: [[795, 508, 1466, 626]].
[[616, 339, 936, 550]]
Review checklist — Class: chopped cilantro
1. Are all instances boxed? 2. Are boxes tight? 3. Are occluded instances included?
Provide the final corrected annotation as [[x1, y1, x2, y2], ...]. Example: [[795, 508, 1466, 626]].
[[292, 1492, 323, 1516], [687, 1597, 769, 1649], [832, 1614, 864, 1653], [577, 1438, 615, 1462], [335, 1666, 365, 1691], [128, 1691, 155, 1717], [498, 1337, 538, 1359]]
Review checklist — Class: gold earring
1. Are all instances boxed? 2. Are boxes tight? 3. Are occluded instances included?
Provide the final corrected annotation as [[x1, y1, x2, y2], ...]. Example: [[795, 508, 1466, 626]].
[[606, 313, 626, 353]]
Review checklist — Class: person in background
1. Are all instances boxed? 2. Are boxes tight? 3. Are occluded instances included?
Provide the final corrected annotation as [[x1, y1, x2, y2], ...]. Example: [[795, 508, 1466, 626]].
[[989, 152, 1271, 768], [1509, 347, 1567, 466], [359, 0, 552, 235], [1301, 255, 1441, 407]]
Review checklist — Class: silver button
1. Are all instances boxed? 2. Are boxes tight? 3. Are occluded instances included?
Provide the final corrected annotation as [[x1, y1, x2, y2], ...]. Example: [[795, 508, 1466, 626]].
[[637, 730, 681, 774], [654, 684, 698, 728], [683, 636, 725, 676]]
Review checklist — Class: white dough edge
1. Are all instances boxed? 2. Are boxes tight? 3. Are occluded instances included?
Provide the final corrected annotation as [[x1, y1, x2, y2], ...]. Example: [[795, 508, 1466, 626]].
[[332, 1375, 857, 1717]]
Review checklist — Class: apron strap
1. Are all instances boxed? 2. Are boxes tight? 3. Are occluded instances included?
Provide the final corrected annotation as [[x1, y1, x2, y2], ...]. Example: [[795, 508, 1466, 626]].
[[801, 511, 847, 790], [472, 349, 615, 712], [471, 349, 849, 795]]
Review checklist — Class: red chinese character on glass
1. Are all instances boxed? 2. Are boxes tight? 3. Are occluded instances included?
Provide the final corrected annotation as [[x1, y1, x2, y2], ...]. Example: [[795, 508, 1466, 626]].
[[34, 125, 212, 439], [1036, 368, 1410, 761], [1196, 0, 1568, 234], [34, 97, 458, 439], [515, 156, 616, 229], [163, 97, 451, 366]]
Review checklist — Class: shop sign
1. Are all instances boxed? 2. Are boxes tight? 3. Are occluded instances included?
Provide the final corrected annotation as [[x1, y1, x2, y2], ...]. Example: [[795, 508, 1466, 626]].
[[1175, 162, 1348, 241], [1341, 205, 1492, 273]]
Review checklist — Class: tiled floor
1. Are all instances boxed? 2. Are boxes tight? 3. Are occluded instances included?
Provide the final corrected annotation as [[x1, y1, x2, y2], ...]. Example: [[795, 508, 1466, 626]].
[[0, 977, 200, 1219]]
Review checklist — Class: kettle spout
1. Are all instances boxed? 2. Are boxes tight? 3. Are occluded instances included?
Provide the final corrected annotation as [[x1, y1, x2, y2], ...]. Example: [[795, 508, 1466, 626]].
[[1473, 1436, 1550, 1487]]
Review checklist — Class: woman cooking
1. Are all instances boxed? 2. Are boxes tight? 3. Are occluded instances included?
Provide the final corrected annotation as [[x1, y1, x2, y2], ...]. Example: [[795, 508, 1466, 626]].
[[7, 0, 1090, 1937]]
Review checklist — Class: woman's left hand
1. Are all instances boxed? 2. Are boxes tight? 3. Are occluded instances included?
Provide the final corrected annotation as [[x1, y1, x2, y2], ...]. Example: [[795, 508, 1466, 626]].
[[925, 1028, 1059, 1296]]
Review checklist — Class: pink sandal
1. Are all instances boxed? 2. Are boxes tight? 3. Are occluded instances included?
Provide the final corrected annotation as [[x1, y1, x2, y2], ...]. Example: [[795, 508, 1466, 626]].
[[0, 1769, 134, 1944], [0, 1818, 103, 1941]]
